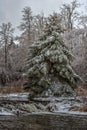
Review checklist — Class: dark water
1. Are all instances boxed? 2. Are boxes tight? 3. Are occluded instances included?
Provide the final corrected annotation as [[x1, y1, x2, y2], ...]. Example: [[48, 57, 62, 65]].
[[0, 113, 87, 130]]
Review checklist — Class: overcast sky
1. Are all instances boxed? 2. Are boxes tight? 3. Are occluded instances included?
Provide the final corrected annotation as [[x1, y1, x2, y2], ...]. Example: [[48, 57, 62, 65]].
[[0, 0, 86, 35]]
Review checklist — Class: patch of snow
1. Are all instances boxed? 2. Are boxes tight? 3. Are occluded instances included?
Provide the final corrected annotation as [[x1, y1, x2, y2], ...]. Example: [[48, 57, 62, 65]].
[[54, 110, 87, 116], [0, 111, 14, 116], [0, 92, 29, 101], [0, 108, 14, 116], [0, 92, 29, 98]]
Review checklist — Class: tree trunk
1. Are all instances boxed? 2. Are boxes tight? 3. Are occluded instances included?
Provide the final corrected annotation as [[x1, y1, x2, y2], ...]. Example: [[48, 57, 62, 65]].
[[5, 39, 7, 69]]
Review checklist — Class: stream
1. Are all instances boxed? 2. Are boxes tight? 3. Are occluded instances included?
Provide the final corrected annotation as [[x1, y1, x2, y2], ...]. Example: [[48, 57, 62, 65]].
[[0, 93, 87, 129]]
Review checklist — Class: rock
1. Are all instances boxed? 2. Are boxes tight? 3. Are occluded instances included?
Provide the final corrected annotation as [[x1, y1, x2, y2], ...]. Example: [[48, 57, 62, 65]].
[[21, 104, 41, 113], [35, 103, 47, 111], [46, 102, 58, 112]]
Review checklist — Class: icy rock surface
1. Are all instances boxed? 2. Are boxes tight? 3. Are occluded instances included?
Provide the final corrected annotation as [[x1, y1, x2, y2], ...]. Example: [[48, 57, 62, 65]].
[[0, 93, 87, 116]]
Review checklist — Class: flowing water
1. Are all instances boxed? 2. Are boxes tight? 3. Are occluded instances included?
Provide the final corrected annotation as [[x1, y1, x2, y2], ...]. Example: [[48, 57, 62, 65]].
[[0, 113, 87, 130]]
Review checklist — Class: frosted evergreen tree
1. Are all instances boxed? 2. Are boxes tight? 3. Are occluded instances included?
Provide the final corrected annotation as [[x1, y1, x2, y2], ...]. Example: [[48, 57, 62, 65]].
[[25, 13, 81, 98]]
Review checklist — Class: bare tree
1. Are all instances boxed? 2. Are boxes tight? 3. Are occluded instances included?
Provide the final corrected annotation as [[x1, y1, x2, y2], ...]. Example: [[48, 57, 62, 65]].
[[19, 7, 33, 45], [0, 22, 14, 69], [60, 0, 80, 31], [33, 12, 46, 40]]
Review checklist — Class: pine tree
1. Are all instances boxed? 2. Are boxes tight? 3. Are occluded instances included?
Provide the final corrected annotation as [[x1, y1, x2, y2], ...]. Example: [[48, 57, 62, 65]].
[[25, 13, 81, 98]]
